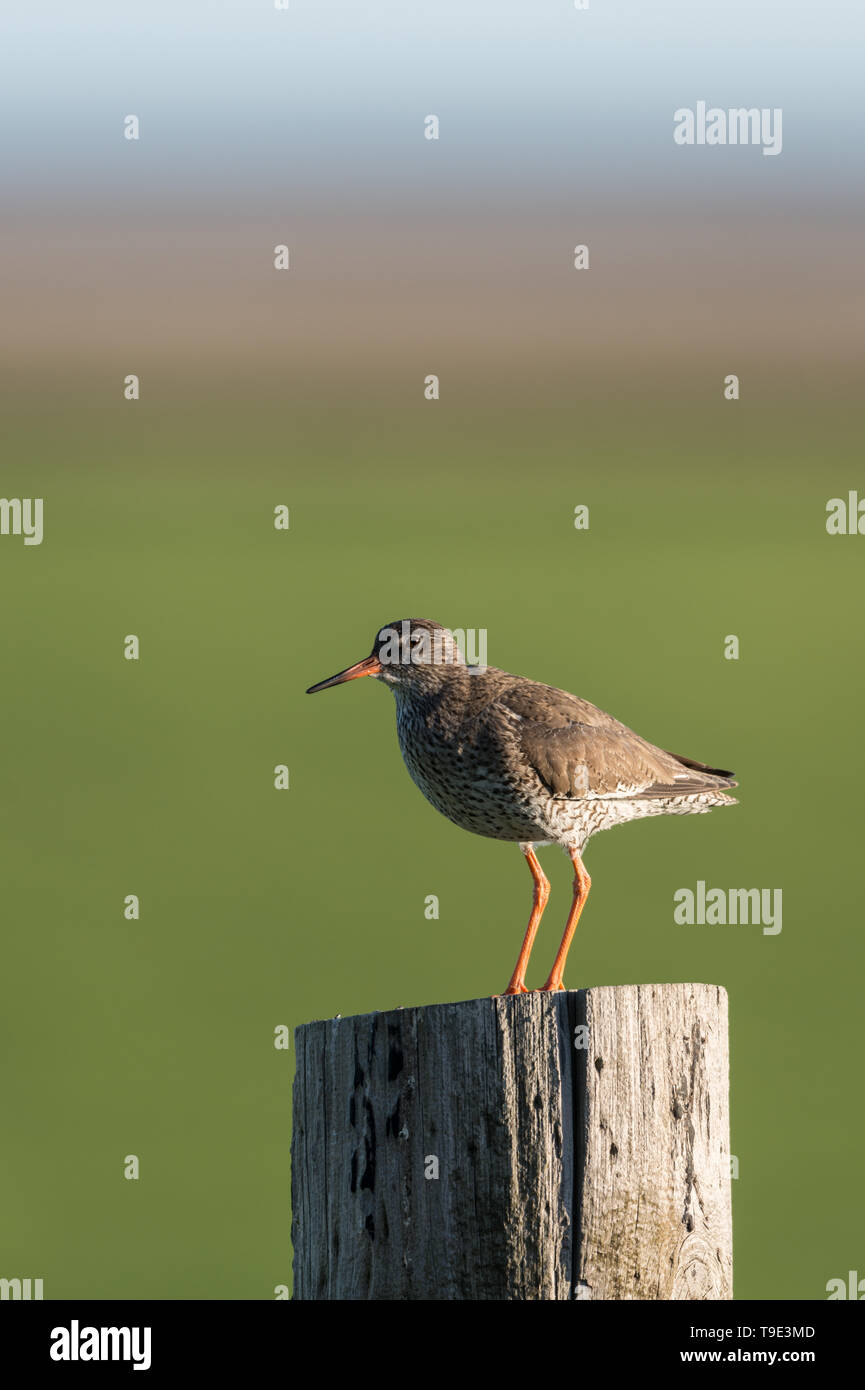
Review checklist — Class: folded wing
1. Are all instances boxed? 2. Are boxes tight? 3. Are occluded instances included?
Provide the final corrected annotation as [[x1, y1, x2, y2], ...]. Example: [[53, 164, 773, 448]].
[[501, 681, 736, 801]]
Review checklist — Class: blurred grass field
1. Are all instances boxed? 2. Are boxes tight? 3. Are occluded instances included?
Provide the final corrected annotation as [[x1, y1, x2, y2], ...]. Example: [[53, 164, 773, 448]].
[[1, 396, 862, 1298]]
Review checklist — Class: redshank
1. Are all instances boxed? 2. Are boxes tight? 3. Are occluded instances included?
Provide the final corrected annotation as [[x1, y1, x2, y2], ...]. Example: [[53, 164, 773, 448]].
[[307, 619, 737, 994]]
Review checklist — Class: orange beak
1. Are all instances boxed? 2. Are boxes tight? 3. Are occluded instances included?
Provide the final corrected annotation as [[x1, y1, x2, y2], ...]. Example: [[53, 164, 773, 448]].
[[306, 654, 383, 693]]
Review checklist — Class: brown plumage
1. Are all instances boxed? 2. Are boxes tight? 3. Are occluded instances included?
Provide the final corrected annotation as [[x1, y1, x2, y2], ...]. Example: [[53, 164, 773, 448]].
[[307, 619, 737, 994]]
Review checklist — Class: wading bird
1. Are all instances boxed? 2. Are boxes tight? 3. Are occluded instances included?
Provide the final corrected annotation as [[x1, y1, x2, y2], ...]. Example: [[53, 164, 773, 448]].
[[307, 619, 737, 994]]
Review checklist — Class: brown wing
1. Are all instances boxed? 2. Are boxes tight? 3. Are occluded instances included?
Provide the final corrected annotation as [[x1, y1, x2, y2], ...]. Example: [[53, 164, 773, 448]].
[[500, 681, 736, 801], [495, 680, 627, 734]]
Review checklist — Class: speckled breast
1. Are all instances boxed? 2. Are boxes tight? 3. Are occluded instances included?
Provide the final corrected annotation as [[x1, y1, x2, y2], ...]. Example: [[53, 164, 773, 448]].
[[394, 703, 549, 843]]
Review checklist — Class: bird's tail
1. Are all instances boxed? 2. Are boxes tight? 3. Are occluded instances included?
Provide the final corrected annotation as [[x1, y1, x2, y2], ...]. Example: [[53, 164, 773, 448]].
[[666, 750, 738, 790]]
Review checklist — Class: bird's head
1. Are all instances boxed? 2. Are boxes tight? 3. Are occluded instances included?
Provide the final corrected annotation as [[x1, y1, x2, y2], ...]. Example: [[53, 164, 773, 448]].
[[306, 619, 466, 696]]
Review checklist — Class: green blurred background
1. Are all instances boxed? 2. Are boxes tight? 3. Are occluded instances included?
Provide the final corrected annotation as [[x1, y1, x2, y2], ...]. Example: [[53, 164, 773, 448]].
[[2, 398, 862, 1298], [3, 0, 864, 1302]]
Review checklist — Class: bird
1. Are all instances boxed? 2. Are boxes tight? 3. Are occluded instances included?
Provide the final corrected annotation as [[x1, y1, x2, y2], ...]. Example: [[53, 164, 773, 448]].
[[306, 619, 737, 995]]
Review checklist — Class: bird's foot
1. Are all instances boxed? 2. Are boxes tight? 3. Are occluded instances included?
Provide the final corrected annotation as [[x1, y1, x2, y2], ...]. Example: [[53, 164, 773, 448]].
[[496, 981, 529, 997], [539, 979, 566, 993]]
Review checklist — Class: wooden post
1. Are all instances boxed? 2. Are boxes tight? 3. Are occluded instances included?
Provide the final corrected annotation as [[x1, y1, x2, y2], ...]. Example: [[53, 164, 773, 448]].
[[291, 984, 732, 1300]]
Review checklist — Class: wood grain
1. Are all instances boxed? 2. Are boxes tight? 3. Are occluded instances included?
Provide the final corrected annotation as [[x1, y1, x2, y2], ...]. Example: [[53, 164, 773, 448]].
[[291, 985, 731, 1300]]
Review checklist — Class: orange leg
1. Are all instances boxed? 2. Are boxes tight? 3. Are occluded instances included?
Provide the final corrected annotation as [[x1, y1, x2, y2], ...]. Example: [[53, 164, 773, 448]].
[[501, 846, 550, 996], [540, 848, 591, 992]]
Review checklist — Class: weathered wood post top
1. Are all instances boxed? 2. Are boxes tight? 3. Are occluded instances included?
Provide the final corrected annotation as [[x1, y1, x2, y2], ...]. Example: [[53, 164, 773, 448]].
[[292, 984, 732, 1300]]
